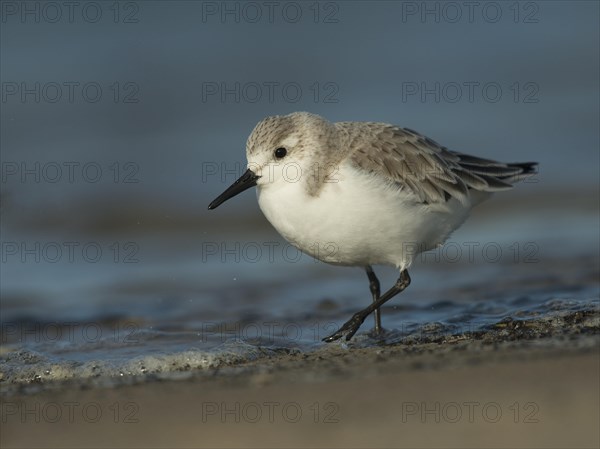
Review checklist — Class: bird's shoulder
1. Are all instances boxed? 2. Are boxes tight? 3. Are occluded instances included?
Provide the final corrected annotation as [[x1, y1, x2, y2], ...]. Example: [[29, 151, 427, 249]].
[[335, 121, 471, 204]]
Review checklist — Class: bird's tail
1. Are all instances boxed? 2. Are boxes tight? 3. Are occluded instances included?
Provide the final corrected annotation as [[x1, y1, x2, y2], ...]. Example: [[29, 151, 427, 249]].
[[494, 161, 538, 184], [453, 153, 538, 190]]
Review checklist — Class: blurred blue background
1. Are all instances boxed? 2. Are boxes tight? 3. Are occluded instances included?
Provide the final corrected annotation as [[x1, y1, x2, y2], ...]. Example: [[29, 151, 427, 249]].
[[1, 1, 598, 358], [1, 1, 598, 228]]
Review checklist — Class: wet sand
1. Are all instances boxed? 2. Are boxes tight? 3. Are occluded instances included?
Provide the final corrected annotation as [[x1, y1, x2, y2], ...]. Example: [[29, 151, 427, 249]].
[[2, 191, 598, 448], [2, 310, 598, 449]]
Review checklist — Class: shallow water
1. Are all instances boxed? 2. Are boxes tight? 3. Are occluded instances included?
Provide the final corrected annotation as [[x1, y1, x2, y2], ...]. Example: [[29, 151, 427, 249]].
[[2, 1, 599, 395], [2, 195, 598, 394]]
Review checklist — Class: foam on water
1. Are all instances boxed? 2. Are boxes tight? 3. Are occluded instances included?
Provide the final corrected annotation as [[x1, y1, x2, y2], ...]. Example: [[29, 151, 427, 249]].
[[2, 286, 598, 395], [1, 205, 598, 395]]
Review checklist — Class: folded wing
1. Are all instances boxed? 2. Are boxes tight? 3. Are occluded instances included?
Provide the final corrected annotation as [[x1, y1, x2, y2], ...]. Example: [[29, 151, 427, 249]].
[[341, 122, 537, 205]]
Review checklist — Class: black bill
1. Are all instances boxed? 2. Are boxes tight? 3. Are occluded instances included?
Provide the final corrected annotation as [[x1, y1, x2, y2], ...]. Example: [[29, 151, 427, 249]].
[[208, 168, 260, 210]]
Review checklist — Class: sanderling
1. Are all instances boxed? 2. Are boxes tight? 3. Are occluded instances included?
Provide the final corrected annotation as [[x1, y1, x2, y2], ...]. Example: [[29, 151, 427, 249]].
[[208, 112, 537, 342]]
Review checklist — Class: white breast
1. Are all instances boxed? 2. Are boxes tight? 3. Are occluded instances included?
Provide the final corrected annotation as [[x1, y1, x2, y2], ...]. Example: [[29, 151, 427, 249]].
[[257, 162, 476, 270]]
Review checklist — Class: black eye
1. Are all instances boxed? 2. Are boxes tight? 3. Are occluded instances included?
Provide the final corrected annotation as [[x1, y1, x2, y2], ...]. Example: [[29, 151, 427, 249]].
[[274, 147, 287, 159]]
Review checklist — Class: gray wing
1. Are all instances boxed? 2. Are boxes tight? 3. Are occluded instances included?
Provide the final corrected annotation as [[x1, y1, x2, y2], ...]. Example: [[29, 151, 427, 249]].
[[340, 122, 536, 205]]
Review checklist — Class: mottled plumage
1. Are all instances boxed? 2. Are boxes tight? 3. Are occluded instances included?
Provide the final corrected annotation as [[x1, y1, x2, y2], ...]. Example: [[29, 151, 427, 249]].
[[246, 112, 536, 204], [209, 112, 537, 342]]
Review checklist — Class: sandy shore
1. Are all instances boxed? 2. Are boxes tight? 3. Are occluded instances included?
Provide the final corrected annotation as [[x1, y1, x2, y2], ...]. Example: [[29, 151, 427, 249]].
[[2, 322, 599, 449]]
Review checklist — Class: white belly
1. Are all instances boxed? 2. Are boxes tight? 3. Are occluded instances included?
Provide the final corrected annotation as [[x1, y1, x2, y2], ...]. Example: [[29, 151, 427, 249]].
[[257, 163, 475, 270]]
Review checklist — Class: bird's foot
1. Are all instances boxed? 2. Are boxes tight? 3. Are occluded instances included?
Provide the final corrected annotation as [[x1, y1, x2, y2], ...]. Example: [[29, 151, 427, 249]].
[[323, 312, 367, 342], [367, 326, 387, 339]]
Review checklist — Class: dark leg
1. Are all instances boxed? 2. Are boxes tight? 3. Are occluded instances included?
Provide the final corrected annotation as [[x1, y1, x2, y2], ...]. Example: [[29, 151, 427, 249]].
[[365, 266, 382, 333], [323, 269, 411, 342]]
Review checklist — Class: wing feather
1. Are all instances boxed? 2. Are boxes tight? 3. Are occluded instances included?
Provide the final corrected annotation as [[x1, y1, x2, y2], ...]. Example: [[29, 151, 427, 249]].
[[338, 122, 537, 205]]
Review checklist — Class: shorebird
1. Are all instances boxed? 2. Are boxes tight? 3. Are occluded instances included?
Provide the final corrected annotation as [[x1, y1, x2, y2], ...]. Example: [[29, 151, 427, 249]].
[[208, 112, 537, 342]]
